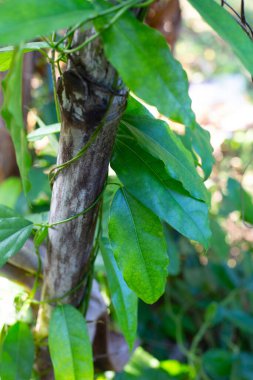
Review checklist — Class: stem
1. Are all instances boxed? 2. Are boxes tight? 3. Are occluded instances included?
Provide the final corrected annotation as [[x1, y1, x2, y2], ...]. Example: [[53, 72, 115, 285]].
[[48, 109, 106, 185], [81, 200, 103, 316], [65, 1, 137, 55], [50, 33, 61, 123], [190, 321, 210, 356], [34, 182, 106, 229], [53, 0, 140, 50]]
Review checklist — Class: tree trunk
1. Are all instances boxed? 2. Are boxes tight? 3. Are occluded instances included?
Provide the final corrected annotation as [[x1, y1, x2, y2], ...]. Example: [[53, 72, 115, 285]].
[[36, 28, 127, 378]]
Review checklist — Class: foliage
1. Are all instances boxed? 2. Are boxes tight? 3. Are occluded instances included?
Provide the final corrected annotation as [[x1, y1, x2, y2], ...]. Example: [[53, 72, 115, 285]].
[[0, 0, 252, 379]]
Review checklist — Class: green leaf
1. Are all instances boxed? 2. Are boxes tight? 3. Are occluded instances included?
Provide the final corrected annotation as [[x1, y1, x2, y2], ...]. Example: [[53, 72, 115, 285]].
[[0, 177, 22, 208], [1, 47, 32, 196], [111, 130, 211, 248], [0, 205, 33, 267], [49, 304, 93, 380], [222, 178, 253, 224], [0, 0, 96, 45], [223, 309, 253, 334], [115, 347, 193, 380], [109, 188, 168, 304], [34, 227, 48, 248], [185, 122, 214, 179], [27, 123, 61, 142], [203, 349, 233, 379], [95, 5, 196, 126], [232, 353, 253, 380], [163, 225, 180, 276], [187, 0, 253, 76], [122, 98, 209, 203], [0, 42, 48, 72], [0, 322, 35, 380], [100, 237, 138, 348], [209, 217, 229, 259]]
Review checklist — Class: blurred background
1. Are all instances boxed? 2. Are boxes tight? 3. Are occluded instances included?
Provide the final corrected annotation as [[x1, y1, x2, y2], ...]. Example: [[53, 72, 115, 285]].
[[1, 1, 253, 379]]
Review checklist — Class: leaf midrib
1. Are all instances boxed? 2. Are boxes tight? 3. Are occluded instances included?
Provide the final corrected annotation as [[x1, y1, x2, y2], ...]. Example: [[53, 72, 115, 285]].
[[123, 120, 206, 201], [116, 139, 207, 243], [121, 189, 155, 300]]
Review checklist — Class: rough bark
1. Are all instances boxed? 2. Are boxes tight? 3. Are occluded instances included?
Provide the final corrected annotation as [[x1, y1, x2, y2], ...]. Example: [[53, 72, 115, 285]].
[[43, 30, 127, 305]]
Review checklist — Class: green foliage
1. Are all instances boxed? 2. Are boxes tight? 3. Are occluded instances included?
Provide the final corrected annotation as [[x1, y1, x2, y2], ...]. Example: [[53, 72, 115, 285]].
[[1, 47, 32, 196], [122, 99, 209, 203], [0, 0, 252, 378], [222, 177, 253, 224], [0, 0, 96, 45], [100, 238, 138, 349], [49, 305, 93, 380], [96, 5, 196, 127], [115, 347, 193, 380], [109, 188, 168, 303], [112, 124, 211, 248], [202, 349, 233, 379], [0, 205, 33, 267], [0, 322, 34, 380], [185, 122, 214, 179], [0, 43, 48, 72], [0, 177, 22, 209], [188, 0, 253, 76]]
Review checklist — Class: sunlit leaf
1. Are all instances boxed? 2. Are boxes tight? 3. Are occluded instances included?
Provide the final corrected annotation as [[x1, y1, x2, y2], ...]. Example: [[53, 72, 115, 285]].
[[49, 305, 93, 380], [115, 347, 193, 380], [0, 177, 22, 208], [0, 42, 48, 72], [0, 0, 96, 45], [0, 322, 34, 380], [1, 47, 32, 195], [186, 122, 214, 179], [95, 3, 196, 127], [109, 188, 168, 304]]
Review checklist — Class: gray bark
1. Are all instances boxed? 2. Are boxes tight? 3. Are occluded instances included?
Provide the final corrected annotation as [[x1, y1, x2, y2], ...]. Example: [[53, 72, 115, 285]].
[[41, 30, 127, 308]]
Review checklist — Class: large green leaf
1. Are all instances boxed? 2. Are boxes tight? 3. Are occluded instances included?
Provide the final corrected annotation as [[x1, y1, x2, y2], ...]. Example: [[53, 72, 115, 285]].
[[187, 0, 253, 77], [0, 42, 48, 72], [122, 98, 209, 203], [100, 238, 138, 348], [109, 188, 168, 304], [1, 47, 32, 195], [111, 130, 211, 248], [0, 322, 35, 380], [0, 0, 96, 45], [0, 205, 33, 267], [49, 305, 93, 380], [95, 4, 196, 127]]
